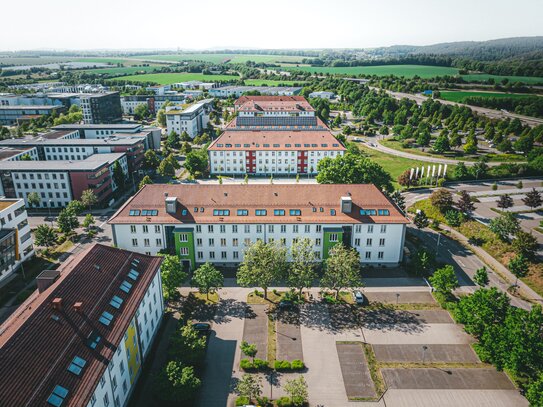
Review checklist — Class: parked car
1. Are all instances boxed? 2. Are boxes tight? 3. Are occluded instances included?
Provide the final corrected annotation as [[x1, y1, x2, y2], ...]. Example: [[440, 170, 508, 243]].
[[192, 322, 211, 333], [353, 137, 362, 142], [353, 290, 366, 305]]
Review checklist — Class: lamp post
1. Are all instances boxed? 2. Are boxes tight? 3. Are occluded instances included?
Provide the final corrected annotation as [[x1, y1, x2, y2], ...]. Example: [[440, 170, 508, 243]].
[[422, 345, 428, 364], [396, 293, 400, 305]]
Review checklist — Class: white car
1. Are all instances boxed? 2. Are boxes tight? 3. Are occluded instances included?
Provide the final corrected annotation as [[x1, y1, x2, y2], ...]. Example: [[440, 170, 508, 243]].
[[353, 290, 366, 305]]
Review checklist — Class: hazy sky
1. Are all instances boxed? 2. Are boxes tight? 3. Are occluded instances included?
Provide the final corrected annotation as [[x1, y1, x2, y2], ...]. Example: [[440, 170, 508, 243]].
[[1, 0, 542, 51]]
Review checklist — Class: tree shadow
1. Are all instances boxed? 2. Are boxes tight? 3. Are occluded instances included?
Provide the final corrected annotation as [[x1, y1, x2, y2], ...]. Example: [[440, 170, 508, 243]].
[[213, 299, 253, 324], [360, 306, 425, 333]]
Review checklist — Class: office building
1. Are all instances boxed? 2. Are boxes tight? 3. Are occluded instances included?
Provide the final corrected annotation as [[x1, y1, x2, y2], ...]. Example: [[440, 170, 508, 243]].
[[109, 184, 408, 269], [0, 244, 163, 407], [209, 86, 302, 98], [165, 99, 213, 138], [120, 95, 187, 116], [0, 105, 65, 125]]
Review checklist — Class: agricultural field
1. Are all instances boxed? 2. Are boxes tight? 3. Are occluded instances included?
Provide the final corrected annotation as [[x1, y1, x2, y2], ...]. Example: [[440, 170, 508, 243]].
[[109, 72, 240, 84], [128, 53, 311, 65], [439, 91, 541, 103], [243, 79, 306, 86], [460, 73, 543, 85], [285, 64, 460, 78], [81, 66, 163, 76]]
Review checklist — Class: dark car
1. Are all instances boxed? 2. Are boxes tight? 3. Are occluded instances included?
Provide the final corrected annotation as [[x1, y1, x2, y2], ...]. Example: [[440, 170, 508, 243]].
[[192, 322, 211, 333]]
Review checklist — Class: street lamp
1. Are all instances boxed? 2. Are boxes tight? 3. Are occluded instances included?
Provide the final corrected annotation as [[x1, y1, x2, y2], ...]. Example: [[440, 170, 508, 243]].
[[422, 345, 428, 364], [396, 293, 400, 305]]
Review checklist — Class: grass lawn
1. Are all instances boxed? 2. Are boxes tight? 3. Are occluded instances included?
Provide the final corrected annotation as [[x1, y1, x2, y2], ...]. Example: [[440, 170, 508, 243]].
[[243, 79, 306, 86], [440, 91, 541, 103], [247, 290, 286, 304], [268, 315, 277, 362], [109, 72, 239, 84], [128, 53, 311, 65], [285, 65, 460, 79], [189, 291, 219, 304], [357, 143, 449, 188]]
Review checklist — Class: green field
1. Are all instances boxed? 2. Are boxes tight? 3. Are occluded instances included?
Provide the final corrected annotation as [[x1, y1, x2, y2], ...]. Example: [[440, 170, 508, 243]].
[[460, 73, 543, 85], [440, 90, 541, 103], [128, 53, 311, 65], [109, 72, 240, 84], [243, 79, 306, 86], [285, 64, 460, 78], [82, 66, 163, 76]]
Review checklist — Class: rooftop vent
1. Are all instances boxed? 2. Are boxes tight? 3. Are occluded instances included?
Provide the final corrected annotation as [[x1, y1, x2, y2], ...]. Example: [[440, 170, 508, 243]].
[[73, 302, 83, 312], [341, 196, 352, 214], [51, 297, 63, 310], [94, 264, 101, 271], [36, 269, 60, 293]]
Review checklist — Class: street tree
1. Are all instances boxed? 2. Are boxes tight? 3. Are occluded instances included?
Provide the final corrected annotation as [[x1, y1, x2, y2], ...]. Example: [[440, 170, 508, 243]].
[[429, 265, 459, 295], [430, 188, 453, 212], [66, 200, 84, 215], [473, 267, 489, 287], [457, 190, 475, 215], [160, 255, 188, 300], [522, 188, 542, 209], [316, 153, 393, 193], [26, 192, 40, 208], [412, 248, 434, 276], [133, 104, 151, 121], [112, 161, 126, 191], [489, 212, 520, 242], [390, 190, 406, 212], [57, 208, 79, 234], [34, 224, 57, 247], [240, 341, 258, 361], [237, 240, 287, 299], [497, 194, 513, 210], [284, 376, 309, 407], [82, 214, 95, 232], [236, 374, 262, 402], [180, 141, 192, 155], [413, 210, 430, 229], [512, 231, 538, 259], [167, 131, 180, 149], [158, 361, 201, 403], [81, 189, 97, 211], [321, 243, 361, 299], [184, 150, 208, 177], [191, 262, 224, 300], [144, 149, 160, 171], [139, 175, 153, 189], [288, 238, 318, 295], [180, 131, 191, 142], [169, 324, 207, 365], [509, 254, 529, 286], [158, 159, 176, 178]]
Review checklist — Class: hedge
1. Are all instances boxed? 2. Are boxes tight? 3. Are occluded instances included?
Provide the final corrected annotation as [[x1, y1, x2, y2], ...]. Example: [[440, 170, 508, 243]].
[[274, 359, 305, 371], [240, 358, 269, 371]]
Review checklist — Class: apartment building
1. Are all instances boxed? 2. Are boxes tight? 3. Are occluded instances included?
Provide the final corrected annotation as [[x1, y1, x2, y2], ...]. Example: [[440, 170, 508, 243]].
[[121, 95, 187, 115], [0, 153, 128, 208], [52, 124, 162, 151], [209, 86, 302, 98], [109, 184, 408, 270], [209, 96, 345, 175], [0, 198, 34, 285], [0, 244, 163, 407], [165, 99, 213, 138]]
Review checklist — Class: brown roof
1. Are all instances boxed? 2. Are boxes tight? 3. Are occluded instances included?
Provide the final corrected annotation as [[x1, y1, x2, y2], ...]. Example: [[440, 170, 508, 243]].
[[0, 244, 162, 407], [207, 129, 346, 151], [238, 100, 314, 113], [109, 184, 409, 225]]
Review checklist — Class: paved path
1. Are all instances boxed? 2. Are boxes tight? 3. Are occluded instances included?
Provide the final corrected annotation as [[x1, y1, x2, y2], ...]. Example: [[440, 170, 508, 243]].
[[383, 389, 528, 407], [242, 304, 268, 359], [373, 344, 480, 364], [365, 291, 435, 305], [276, 309, 303, 361]]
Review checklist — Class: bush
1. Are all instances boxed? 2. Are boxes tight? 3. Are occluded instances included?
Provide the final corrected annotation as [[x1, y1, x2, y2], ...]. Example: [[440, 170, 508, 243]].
[[431, 219, 441, 230], [291, 359, 305, 370], [236, 396, 250, 406], [274, 360, 291, 371], [256, 396, 271, 406], [240, 358, 253, 370], [437, 178, 446, 187], [491, 182, 498, 191], [241, 358, 269, 371], [253, 358, 269, 369], [276, 396, 293, 407]]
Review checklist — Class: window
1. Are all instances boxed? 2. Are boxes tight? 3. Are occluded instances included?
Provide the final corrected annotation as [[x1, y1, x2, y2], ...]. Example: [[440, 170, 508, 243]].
[[330, 209, 336, 216], [209, 251, 215, 259], [209, 238, 214, 246], [255, 209, 267, 216], [120, 281, 132, 293], [220, 238, 227, 247], [329, 233, 338, 242], [244, 225, 250, 233], [316, 225, 322, 232], [233, 225, 238, 233], [144, 238, 150, 247], [379, 238, 385, 246], [366, 238, 372, 246], [354, 238, 361, 246], [196, 238, 202, 246], [179, 233, 188, 242], [132, 238, 138, 247], [268, 225, 274, 233], [316, 238, 321, 246], [67, 356, 87, 376], [220, 225, 226, 233], [103, 393, 110, 407], [112, 375, 117, 391], [256, 225, 262, 233], [368, 225, 374, 233], [280, 225, 286, 233], [128, 269, 139, 280], [47, 385, 69, 407], [378, 209, 390, 216], [180, 247, 189, 255], [155, 225, 160, 233], [99, 311, 114, 326], [365, 251, 371, 259], [130, 225, 136, 233], [129, 210, 140, 216], [142, 225, 148, 233], [110, 295, 123, 309], [237, 209, 249, 216], [196, 225, 202, 233], [355, 225, 362, 233], [221, 251, 227, 259], [274, 209, 285, 216], [380, 225, 387, 233], [378, 251, 384, 259], [213, 209, 230, 216], [156, 238, 162, 246], [233, 238, 238, 246], [90, 394, 97, 407], [233, 251, 239, 259], [197, 251, 203, 259], [289, 209, 301, 216]]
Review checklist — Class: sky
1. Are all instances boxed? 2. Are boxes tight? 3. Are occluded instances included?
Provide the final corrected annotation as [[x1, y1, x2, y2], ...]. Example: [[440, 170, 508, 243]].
[[1, 0, 542, 51]]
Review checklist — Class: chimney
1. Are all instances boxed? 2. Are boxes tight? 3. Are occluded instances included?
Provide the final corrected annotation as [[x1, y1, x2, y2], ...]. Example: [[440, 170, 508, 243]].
[[73, 302, 83, 312], [165, 196, 177, 214], [341, 196, 352, 214], [36, 269, 60, 293], [51, 297, 63, 310]]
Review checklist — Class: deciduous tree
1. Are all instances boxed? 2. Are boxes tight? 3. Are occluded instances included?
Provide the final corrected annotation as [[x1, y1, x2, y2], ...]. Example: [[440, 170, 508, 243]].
[[457, 190, 474, 214], [57, 208, 79, 234], [489, 212, 520, 242], [191, 262, 223, 299], [430, 188, 453, 212], [413, 210, 430, 229], [497, 194, 513, 210], [522, 188, 542, 209], [321, 243, 361, 299], [288, 238, 318, 295], [284, 376, 308, 407], [236, 374, 262, 402], [160, 255, 188, 300], [34, 224, 56, 247], [429, 265, 459, 295]]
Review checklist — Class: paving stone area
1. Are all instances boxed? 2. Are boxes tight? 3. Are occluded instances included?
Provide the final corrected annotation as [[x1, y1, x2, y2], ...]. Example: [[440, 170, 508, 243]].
[[373, 344, 480, 364], [276, 309, 303, 361], [382, 368, 516, 390], [336, 343, 377, 399], [365, 291, 436, 304], [361, 309, 453, 327], [242, 304, 268, 358]]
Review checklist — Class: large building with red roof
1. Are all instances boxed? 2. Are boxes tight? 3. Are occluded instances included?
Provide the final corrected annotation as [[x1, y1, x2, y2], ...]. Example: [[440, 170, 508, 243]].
[[0, 243, 163, 407], [108, 183, 408, 270], [208, 96, 346, 175]]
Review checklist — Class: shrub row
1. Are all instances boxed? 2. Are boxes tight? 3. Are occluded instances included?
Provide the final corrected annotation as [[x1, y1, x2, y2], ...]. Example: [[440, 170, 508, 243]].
[[274, 359, 305, 371], [240, 358, 269, 371]]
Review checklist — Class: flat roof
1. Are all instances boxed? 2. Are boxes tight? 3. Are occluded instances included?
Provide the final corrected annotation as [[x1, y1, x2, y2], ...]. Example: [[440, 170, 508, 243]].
[[0, 153, 125, 171], [0, 147, 34, 161], [0, 136, 144, 147], [0, 105, 62, 110], [166, 98, 213, 115], [0, 199, 20, 211], [109, 184, 408, 225], [0, 244, 162, 407], [53, 123, 142, 130]]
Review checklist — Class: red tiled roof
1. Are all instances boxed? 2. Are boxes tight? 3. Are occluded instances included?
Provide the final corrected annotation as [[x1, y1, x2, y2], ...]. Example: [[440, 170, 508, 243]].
[[207, 129, 345, 151], [0, 244, 162, 407], [109, 184, 409, 225]]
